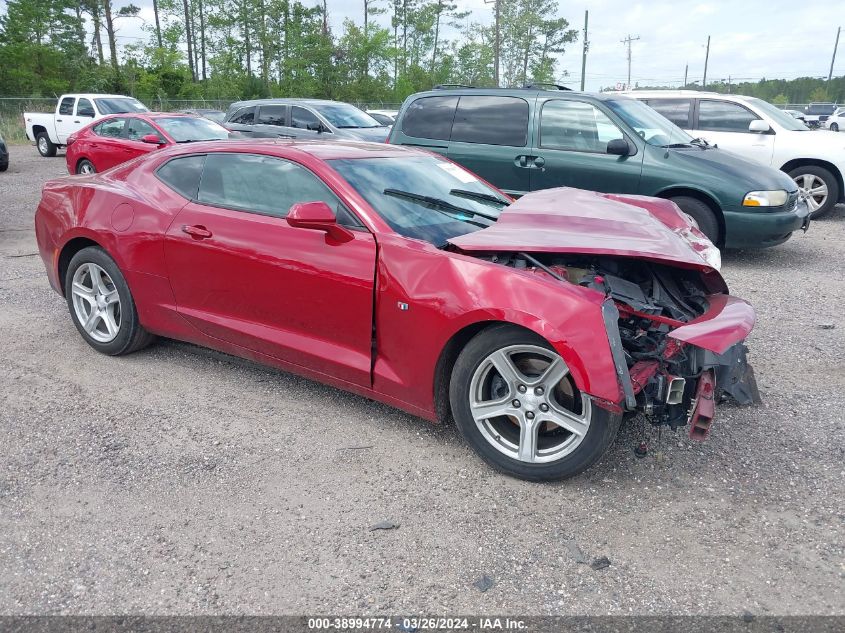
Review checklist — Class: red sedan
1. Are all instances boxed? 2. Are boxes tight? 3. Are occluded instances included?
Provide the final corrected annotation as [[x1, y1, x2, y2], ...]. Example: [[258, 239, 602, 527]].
[[65, 112, 230, 175], [35, 140, 760, 480]]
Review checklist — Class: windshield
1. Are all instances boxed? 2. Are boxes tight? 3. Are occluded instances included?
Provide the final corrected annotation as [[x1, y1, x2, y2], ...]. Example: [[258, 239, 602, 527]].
[[155, 117, 230, 142], [95, 98, 148, 114], [747, 98, 808, 131], [315, 103, 383, 129], [605, 98, 693, 146], [329, 156, 507, 245]]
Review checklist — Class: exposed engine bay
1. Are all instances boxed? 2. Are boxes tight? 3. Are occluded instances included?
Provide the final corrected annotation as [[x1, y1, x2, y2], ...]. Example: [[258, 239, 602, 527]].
[[478, 251, 761, 438]]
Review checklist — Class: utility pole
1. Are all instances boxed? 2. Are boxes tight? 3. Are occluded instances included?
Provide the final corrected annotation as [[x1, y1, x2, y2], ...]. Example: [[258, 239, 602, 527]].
[[829, 26, 841, 82], [683, 63, 688, 87], [702, 35, 710, 88], [485, 0, 501, 86], [580, 10, 589, 91], [621, 34, 640, 90]]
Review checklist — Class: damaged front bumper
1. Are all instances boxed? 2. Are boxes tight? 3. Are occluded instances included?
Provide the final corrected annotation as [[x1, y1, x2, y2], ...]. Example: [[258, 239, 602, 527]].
[[602, 294, 761, 439]]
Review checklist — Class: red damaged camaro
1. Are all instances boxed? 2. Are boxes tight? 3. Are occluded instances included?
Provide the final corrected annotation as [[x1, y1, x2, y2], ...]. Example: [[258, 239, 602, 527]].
[[34, 140, 760, 481]]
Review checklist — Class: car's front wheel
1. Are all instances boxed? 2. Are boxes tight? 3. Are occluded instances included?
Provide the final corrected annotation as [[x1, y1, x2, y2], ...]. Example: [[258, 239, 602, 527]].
[[831, 123, 839, 132], [669, 196, 720, 243], [76, 159, 96, 175], [36, 132, 57, 157], [65, 246, 154, 355], [790, 165, 839, 219], [449, 325, 621, 481]]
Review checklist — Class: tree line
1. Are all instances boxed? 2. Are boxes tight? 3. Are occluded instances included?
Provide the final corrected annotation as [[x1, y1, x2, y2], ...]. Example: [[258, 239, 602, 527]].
[[0, 0, 578, 103]]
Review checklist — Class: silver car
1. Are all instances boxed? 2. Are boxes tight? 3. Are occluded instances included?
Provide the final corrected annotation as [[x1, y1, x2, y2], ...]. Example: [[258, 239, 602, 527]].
[[224, 99, 390, 142]]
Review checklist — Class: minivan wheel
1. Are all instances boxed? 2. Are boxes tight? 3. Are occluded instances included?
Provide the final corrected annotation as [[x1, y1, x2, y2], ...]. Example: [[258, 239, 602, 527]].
[[789, 165, 838, 219], [669, 196, 719, 243], [449, 324, 621, 481], [36, 132, 57, 157], [65, 246, 155, 355]]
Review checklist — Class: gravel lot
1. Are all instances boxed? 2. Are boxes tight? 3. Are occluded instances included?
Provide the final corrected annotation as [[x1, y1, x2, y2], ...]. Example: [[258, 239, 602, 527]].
[[0, 146, 843, 616]]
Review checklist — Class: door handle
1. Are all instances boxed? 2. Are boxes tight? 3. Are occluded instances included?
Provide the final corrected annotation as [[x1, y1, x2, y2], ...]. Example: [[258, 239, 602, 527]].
[[515, 155, 530, 168], [56, 119, 63, 122], [74, 120, 80, 123], [182, 225, 212, 239]]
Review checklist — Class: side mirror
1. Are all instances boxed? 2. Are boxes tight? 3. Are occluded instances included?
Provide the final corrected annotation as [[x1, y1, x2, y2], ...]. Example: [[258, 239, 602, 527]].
[[141, 134, 165, 145], [749, 120, 771, 133], [286, 201, 352, 241], [307, 122, 326, 133], [607, 138, 633, 156]]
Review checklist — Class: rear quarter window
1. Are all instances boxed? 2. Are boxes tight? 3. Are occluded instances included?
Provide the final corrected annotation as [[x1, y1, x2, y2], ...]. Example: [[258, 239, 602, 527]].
[[401, 96, 458, 141], [156, 155, 206, 199], [451, 96, 529, 146]]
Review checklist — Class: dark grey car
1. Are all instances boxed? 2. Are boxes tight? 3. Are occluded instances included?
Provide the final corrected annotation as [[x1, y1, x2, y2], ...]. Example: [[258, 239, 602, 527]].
[[0, 133, 8, 172], [223, 99, 390, 142]]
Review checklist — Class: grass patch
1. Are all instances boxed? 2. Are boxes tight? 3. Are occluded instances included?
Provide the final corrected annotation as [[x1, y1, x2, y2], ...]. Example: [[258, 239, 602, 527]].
[[0, 113, 30, 144]]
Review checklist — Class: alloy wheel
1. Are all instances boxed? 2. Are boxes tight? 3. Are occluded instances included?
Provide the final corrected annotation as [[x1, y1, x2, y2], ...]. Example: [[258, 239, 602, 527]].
[[793, 173, 828, 213], [468, 345, 591, 464], [38, 137, 48, 154], [70, 263, 122, 343], [79, 161, 95, 175]]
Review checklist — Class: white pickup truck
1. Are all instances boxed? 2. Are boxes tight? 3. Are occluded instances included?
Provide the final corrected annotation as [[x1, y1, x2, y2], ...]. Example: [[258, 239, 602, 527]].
[[623, 90, 845, 218], [24, 93, 148, 157]]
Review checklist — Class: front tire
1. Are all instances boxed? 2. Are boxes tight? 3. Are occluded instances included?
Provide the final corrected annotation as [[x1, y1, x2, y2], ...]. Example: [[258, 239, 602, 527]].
[[76, 159, 96, 175], [789, 165, 839, 219], [449, 324, 621, 481], [670, 196, 720, 243], [831, 123, 839, 132], [65, 246, 154, 355], [36, 132, 57, 157]]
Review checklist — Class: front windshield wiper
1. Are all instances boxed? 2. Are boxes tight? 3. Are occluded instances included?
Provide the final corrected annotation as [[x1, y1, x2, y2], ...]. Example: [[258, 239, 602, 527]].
[[449, 188, 511, 208], [661, 137, 711, 149], [383, 188, 498, 225], [689, 137, 710, 147]]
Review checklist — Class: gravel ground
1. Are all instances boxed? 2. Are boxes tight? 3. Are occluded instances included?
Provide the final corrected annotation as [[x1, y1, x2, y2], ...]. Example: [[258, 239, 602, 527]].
[[0, 146, 843, 616]]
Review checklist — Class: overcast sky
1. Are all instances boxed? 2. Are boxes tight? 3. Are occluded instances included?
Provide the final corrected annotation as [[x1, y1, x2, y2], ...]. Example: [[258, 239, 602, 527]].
[[115, 0, 843, 91]]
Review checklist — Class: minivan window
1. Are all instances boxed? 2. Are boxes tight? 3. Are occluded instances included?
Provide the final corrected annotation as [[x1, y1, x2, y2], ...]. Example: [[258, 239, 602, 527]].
[[291, 106, 323, 130], [644, 98, 691, 128], [605, 98, 693, 146], [451, 96, 529, 147], [540, 100, 624, 153], [258, 105, 287, 126], [197, 153, 340, 218], [157, 155, 206, 199], [697, 100, 759, 132], [401, 96, 459, 141]]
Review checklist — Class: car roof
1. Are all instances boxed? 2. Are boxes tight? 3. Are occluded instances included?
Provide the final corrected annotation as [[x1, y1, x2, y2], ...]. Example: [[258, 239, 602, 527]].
[[157, 138, 425, 161], [618, 90, 757, 102], [406, 87, 625, 102], [66, 94, 141, 100], [228, 98, 348, 108]]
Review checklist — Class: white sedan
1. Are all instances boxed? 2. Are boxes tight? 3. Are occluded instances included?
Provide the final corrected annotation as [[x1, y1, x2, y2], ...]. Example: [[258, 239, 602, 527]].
[[823, 107, 844, 132]]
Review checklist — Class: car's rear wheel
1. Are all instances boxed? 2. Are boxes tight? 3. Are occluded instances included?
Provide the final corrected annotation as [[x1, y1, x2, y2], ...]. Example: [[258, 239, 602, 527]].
[[831, 123, 839, 132], [669, 196, 720, 243], [76, 159, 96, 175], [0, 161, 7, 172], [789, 165, 839, 219], [36, 132, 57, 157], [65, 246, 154, 355], [449, 324, 621, 481]]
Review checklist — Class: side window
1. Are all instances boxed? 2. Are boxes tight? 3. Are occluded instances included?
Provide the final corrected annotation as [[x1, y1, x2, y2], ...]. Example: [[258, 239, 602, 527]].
[[645, 98, 691, 128], [93, 118, 126, 138], [59, 97, 75, 116], [697, 100, 759, 132], [197, 153, 342, 218], [291, 106, 323, 130], [76, 98, 95, 118], [157, 155, 206, 199], [540, 100, 624, 153], [126, 118, 162, 141], [401, 96, 458, 141], [229, 107, 255, 125], [258, 105, 287, 126], [450, 96, 529, 147]]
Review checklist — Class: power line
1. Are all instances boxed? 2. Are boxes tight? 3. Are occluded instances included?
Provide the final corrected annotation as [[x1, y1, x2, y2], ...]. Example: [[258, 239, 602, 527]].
[[621, 34, 640, 89]]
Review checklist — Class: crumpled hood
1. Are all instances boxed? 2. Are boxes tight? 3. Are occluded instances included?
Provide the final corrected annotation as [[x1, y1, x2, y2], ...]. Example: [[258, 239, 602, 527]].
[[448, 187, 717, 270]]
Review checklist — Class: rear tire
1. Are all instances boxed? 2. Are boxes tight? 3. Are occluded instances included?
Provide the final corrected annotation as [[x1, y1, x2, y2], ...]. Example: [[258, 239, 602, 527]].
[[449, 324, 621, 481], [76, 159, 96, 175], [36, 132, 57, 157], [789, 165, 839, 219], [64, 246, 155, 356], [670, 196, 720, 243]]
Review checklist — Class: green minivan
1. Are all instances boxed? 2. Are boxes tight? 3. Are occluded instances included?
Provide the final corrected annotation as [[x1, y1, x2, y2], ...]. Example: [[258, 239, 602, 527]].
[[387, 87, 810, 248]]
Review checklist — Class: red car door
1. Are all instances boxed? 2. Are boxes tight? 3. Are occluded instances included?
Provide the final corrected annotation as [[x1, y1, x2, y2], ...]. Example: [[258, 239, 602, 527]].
[[162, 152, 377, 387], [87, 117, 129, 171], [120, 117, 165, 163]]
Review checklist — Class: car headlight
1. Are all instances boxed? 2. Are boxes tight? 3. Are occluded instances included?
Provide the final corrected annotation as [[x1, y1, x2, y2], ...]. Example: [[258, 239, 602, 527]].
[[742, 190, 788, 207]]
